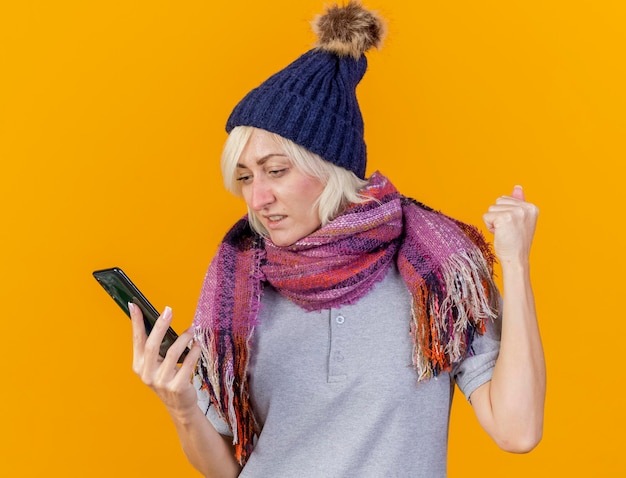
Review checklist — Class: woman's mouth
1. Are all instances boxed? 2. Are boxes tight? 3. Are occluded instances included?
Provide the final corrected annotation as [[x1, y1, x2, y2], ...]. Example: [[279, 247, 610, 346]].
[[266, 215, 286, 226]]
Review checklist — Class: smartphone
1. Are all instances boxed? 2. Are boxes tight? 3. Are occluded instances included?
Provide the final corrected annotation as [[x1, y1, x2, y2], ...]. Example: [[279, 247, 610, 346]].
[[93, 267, 188, 363]]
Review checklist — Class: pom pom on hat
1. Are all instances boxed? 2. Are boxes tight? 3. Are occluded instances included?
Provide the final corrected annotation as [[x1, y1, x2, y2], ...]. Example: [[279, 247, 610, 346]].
[[226, 1, 386, 179], [313, 1, 387, 59]]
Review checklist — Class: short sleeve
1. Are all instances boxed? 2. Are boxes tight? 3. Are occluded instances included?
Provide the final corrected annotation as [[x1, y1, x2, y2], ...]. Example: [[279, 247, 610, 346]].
[[193, 374, 233, 437], [452, 308, 502, 401]]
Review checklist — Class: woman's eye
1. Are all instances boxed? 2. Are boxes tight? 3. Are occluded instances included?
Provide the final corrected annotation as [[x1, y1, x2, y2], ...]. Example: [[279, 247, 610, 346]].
[[269, 168, 287, 177], [236, 175, 252, 183]]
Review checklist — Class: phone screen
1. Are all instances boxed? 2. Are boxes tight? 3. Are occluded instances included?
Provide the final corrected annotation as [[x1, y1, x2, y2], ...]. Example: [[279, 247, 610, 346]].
[[93, 267, 187, 363]]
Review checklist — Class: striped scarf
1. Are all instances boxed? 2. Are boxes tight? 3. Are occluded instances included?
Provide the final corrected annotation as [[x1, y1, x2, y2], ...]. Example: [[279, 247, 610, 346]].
[[193, 171, 499, 465]]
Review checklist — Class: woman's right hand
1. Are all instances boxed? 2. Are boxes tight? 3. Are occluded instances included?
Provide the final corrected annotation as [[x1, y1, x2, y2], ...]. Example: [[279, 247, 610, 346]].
[[129, 303, 241, 476], [129, 303, 202, 418]]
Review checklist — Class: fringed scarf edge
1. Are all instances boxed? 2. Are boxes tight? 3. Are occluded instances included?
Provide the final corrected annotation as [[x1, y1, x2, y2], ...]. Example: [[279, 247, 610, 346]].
[[408, 248, 499, 381], [194, 219, 264, 464]]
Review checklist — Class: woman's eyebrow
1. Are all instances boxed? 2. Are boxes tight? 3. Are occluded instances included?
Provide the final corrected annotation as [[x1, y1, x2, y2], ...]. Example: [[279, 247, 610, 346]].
[[237, 153, 288, 168]]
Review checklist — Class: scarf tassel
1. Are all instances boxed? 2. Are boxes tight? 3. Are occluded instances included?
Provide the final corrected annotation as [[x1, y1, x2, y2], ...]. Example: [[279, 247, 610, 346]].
[[410, 250, 498, 382], [196, 332, 259, 464]]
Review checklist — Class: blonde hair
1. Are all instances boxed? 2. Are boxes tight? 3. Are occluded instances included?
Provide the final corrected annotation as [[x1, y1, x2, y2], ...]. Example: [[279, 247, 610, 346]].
[[221, 126, 371, 236]]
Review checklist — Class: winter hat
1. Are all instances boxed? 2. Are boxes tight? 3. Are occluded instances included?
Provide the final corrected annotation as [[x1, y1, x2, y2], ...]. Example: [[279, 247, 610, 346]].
[[225, 1, 386, 179]]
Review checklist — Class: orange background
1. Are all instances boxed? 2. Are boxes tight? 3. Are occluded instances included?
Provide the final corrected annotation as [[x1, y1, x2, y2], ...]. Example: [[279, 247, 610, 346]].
[[1, 0, 624, 476]]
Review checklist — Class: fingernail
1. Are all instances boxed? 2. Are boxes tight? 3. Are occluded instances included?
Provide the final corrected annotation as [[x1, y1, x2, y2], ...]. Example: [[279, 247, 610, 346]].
[[162, 306, 172, 321], [128, 302, 135, 313]]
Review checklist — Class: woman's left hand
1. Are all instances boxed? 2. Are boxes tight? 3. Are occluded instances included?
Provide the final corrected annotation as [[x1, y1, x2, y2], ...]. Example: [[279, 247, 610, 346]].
[[482, 185, 539, 265], [471, 184, 545, 453]]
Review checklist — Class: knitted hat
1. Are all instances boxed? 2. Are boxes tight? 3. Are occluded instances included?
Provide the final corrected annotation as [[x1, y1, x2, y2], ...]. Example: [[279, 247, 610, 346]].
[[225, 1, 386, 179]]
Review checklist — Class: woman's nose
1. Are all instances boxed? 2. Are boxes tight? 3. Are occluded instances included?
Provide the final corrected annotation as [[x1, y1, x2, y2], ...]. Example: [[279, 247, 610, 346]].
[[249, 179, 275, 210]]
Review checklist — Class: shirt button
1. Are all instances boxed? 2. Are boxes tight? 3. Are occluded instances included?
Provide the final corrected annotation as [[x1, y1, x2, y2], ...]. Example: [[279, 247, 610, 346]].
[[335, 352, 345, 362], [336, 315, 345, 325]]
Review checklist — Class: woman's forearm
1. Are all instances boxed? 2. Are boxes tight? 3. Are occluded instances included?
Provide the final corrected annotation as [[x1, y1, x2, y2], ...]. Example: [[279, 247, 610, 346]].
[[490, 259, 545, 450], [168, 405, 241, 478]]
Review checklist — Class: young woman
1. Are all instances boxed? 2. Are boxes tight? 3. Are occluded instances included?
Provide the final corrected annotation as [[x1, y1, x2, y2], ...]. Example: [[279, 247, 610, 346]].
[[129, 3, 545, 477]]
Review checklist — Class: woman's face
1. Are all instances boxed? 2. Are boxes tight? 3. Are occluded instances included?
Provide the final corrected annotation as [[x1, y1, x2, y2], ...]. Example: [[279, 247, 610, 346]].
[[236, 129, 325, 246]]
